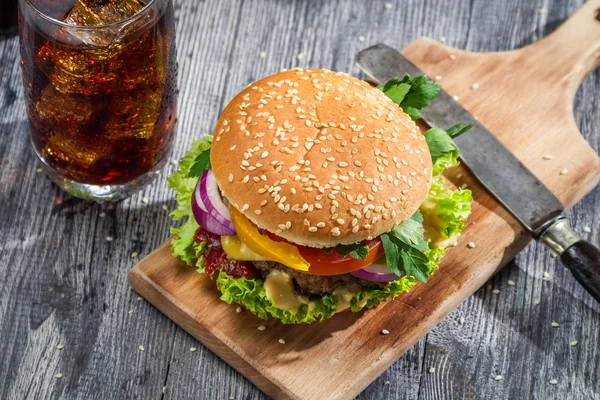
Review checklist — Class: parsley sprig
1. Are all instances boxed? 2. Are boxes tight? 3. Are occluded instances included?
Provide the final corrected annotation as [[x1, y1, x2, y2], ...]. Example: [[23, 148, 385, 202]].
[[322, 242, 370, 260], [380, 211, 430, 282], [423, 123, 473, 165], [378, 74, 441, 120], [188, 141, 212, 178]]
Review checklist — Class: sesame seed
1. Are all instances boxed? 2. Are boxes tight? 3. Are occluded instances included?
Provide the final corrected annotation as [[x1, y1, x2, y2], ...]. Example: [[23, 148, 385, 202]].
[[55, 373, 63, 379], [106, 236, 114, 242], [494, 375, 503, 381], [492, 289, 500, 294], [308, 227, 318, 232], [56, 344, 64, 350], [131, 252, 139, 258], [583, 225, 591, 233], [449, 54, 456, 60], [36, 168, 43, 173], [384, 2, 393, 8], [535, 299, 541, 305], [236, 307, 242, 313], [471, 83, 480, 90], [551, 321, 560, 327], [228, 173, 234, 182], [542, 272, 550, 281], [259, 51, 266, 58], [128, 309, 134, 314], [142, 197, 149, 205], [241, 204, 249, 212], [278, 338, 286, 344], [570, 340, 578, 346], [507, 280, 515, 286], [381, 329, 389, 335], [440, 36, 446, 42], [549, 379, 558, 385], [467, 242, 475, 248], [258, 326, 266, 331], [560, 169, 568, 175], [99, 212, 106, 218], [358, 35, 365, 42], [137, 296, 143, 301], [384, 381, 390, 385], [435, 75, 442, 81], [190, 347, 197, 352], [542, 154, 553, 160], [139, 345, 145, 351]]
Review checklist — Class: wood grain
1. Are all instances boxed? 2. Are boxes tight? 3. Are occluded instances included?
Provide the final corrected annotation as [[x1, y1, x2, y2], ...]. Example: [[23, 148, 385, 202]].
[[1, 0, 599, 399]]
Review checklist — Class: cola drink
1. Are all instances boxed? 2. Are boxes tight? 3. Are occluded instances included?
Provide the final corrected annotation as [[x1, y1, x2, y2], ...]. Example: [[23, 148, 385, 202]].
[[18, 0, 177, 200]]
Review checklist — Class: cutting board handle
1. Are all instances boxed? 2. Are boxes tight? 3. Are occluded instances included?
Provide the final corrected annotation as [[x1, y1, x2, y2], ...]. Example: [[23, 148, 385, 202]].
[[529, 0, 600, 89]]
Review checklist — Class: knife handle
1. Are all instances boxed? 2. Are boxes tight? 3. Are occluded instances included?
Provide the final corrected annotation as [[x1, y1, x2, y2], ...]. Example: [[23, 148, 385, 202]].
[[540, 218, 600, 303], [561, 241, 600, 303]]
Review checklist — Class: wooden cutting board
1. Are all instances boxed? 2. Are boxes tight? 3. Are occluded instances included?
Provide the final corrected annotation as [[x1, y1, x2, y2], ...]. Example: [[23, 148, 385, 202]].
[[129, 1, 600, 399]]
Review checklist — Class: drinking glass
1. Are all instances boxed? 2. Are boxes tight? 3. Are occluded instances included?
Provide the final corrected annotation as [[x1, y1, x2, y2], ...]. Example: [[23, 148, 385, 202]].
[[18, 0, 178, 201]]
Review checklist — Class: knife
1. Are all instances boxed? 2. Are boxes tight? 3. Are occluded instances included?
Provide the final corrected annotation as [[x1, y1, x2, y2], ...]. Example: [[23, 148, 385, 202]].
[[356, 43, 600, 303]]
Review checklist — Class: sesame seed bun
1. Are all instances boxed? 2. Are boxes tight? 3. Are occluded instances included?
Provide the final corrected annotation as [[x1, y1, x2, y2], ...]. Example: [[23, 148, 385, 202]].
[[211, 68, 432, 247]]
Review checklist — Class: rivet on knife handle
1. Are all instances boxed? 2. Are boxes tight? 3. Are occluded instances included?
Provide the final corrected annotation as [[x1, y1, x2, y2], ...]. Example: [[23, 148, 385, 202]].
[[540, 218, 600, 302]]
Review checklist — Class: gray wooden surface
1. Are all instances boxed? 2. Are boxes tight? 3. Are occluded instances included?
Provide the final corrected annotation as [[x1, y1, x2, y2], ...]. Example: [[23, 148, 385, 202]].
[[1, 0, 599, 399]]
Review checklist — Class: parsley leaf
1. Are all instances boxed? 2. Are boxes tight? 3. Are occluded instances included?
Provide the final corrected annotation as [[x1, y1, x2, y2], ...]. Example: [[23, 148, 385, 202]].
[[381, 233, 401, 275], [389, 210, 425, 246], [446, 122, 475, 139], [424, 128, 458, 159], [335, 243, 369, 260], [188, 146, 212, 178], [380, 211, 430, 282], [320, 242, 370, 260], [399, 245, 429, 282], [378, 74, 441, 120]]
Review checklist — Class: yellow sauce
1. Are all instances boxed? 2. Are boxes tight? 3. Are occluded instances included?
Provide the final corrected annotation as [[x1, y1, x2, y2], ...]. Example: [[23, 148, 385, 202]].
[[420, 199, 460, 249], [332, 284, 362, 313], [221, 235, 267, 261], [263, 270, 310, 313]]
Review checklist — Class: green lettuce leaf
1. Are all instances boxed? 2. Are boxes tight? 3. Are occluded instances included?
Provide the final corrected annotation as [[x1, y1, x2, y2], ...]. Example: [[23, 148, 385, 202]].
[[431, 151, 460, 176], [421, 176, 473, 247], [168, 136, 213, 266]]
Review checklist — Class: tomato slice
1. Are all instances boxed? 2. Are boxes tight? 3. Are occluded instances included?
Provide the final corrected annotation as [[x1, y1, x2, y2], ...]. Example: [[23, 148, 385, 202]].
[[263, 230, 383, 276]]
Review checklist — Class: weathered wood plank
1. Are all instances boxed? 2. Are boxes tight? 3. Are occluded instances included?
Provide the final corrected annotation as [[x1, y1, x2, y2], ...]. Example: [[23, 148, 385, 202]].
[[0, 0, 598, 399]]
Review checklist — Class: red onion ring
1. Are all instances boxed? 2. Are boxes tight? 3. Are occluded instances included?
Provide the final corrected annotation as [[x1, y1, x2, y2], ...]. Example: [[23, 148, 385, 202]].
[[192, 195, 236, 236], [191, 173, 236, 236], [350, 259, 400, 283], [199, 170, 236, 232]]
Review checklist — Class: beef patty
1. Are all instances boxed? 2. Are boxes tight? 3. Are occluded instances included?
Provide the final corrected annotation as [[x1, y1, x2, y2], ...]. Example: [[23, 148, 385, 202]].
[[253, 261, 385, 296]]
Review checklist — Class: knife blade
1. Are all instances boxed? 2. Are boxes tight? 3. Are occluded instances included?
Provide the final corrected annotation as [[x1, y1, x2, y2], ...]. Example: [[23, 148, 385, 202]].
[[355, 43, 600, 303], [355, 43, 563, 235]]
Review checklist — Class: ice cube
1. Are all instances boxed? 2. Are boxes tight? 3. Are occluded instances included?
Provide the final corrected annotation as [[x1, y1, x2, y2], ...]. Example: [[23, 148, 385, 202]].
[[117, 29, 166, 90], [64, 0, 144, 26], [36, 85, 95, 126], [44, 131, 111, 168], [37, 43, 119, 94], [104, 88, 162, 140]]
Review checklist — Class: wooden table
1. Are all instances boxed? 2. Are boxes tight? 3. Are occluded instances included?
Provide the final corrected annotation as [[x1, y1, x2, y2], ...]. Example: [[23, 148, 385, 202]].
[[1, 0, 599, 399]]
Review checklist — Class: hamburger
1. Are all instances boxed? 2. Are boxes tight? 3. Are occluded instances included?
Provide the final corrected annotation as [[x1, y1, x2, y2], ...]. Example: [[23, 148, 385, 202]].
[[168, 68, 472, 324]]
